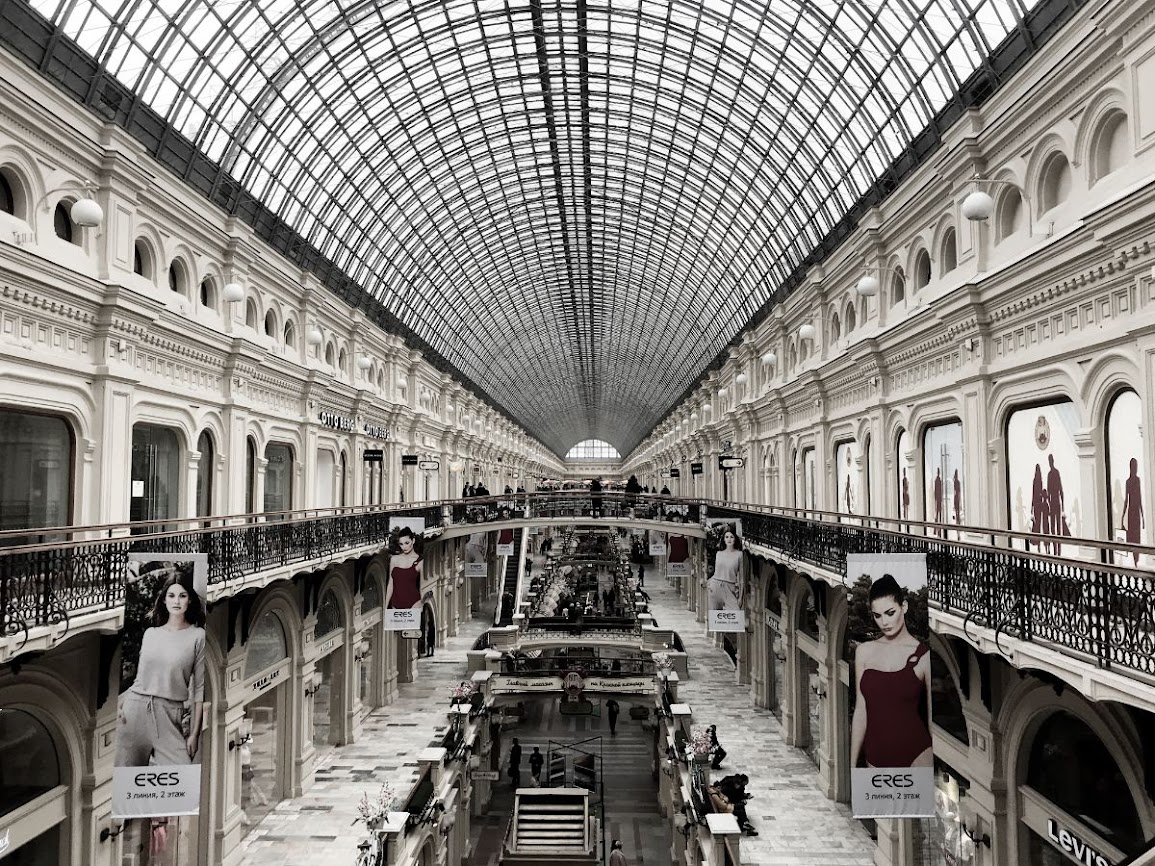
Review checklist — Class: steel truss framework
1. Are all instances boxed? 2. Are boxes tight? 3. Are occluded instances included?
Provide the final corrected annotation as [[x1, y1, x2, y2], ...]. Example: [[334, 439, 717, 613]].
[[1, 0, 1079, 455]]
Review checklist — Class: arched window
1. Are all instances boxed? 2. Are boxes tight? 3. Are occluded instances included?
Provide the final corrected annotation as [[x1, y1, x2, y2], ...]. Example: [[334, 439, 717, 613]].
[[0, 409, 75, 534], [1026, 711, 1143, 856], [845, 301, 857, 332], [264, 309, 277, 338], [0, 708, 61, 816], [199, 278, 216, 309], [0, 169, 17, 215], [913, 249, 931, 290], [891, 267, 906, 306], [338, 348, 347, 373], [565, 439, 621, 461], [314, 589, 344, 639], [195, 430, 214, 518], [1091, 111, 1130, 184], [263, 442, 294, 512], [245, 436, 257, 513], [245, 299, 259, 329], [244, 610, 288, 678], [133, 240, 154, 278], [940, 228, 958, 273], [996, 189, 1025, 243], [361, 577, 382, 611], [168, 259, 189, 295], [283, 320, 296, 348], [830, 311, 841, 343], [929, 650, 967, 744], [1038, 152, 1072, 213], [53, 202, 74, 243], [324, 342, 336, 367]]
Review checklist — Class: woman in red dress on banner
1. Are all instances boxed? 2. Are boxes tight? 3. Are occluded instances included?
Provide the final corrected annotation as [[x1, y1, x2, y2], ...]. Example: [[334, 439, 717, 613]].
[[386, 527, 423, 609], [850, 575, 932, 769]]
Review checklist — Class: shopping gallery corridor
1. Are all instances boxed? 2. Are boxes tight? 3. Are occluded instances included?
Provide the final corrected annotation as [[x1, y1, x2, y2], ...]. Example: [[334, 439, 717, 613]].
[[237, 560, 873, 866]]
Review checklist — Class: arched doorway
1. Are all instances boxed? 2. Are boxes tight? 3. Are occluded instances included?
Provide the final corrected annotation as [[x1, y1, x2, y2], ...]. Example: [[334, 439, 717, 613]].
[[0, 707, 68, 863], [240, 610, 292, 835], [311, 589, 346, 748]]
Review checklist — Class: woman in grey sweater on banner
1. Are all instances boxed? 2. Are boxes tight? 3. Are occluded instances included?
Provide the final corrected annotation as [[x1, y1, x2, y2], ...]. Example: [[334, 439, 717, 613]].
[[117, 572, 207, 766]]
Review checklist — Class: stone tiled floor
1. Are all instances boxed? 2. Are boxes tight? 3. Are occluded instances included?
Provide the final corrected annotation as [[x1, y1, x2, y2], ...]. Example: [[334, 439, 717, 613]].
[[238, 552, 874, 866]]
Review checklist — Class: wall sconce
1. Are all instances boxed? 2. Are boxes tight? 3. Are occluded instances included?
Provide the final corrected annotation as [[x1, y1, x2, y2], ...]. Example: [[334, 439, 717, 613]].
[[811, 682, 827, 698], [305, 324, 324, 346], [356, 354, 373, 371], [717, 386, 728, 398], [221, 281, 246, 303], [961, 821, 991, 848], [439, 809, 457, 836], [99, 821, 125, 843], [760, 350, 776, 368], [355, 639, 371, 662], [38, 180, 104, 227], [228, 718, 254, 751], [798, 322, 817, 341], [304, 670, 324, 697], [734, 371, 748, 386]]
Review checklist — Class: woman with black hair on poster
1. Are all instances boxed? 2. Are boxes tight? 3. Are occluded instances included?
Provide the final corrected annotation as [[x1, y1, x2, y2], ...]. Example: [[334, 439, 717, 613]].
[[708, 526, 745, 612], [849, 574, 932, 770], [386, 527, 423, 610], [116, 571, 207, 767]]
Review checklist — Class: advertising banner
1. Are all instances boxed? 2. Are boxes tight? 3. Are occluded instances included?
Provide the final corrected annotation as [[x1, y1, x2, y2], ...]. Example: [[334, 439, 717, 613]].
[[705, 519, 747, 633], [384, 523, 424, 631], [667, 529, 690, 577], [113, 553, 209, 818], [846, 553, 934, 818], [648, 530, 667, 557], [464, 532, 488, 579], [465, 563, 487, 579], [495, 526, 515, 557]]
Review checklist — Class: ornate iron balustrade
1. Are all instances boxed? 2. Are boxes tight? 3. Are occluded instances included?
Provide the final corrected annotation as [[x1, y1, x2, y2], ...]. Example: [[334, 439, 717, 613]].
[[2, 493, 1153, 681]]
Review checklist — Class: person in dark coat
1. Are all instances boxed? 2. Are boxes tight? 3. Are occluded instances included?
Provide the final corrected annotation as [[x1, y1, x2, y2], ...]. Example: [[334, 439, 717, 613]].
[[529, 746, 544, 785], [708, 724, 726, 769], [590, 477, 604, 517], [509, 737, 522, 788], [606, 698, 620, 734]]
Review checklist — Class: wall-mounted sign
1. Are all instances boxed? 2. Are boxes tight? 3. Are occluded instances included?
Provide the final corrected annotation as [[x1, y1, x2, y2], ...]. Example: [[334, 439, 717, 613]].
[[401, 454, 419, 466], [690, 462, 704, 475], [660, 471, 671, 479], [670, 468, 681, 478], [400, 629, 422, 639], [418, 460, 440, 471], [364, 423, 390, 440], [363, 449, 384, 463], [251, 668, 281, 693], [318, 410, 355, 432], [465, 563, 487, 579], [718, 456, 745, 470], [318, 638, 336, 655], [471, 770, 500, 781], [1046, 819, 1114, 866]]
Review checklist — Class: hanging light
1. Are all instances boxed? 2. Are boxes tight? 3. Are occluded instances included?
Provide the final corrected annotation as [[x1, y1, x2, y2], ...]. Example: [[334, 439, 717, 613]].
[[718, 386, 728, 397], [761, 350, 777, 367], [799, 323, 817, 341], [962, 189, 995, 221], [735, 371, 749, 385], [689, 411, 699, 422], [222, 282, 246, 303], [356, 354, 373, 371], [855, 274, 880, 297], [305, 324, 324, 345], [70, 197, 104, 228]]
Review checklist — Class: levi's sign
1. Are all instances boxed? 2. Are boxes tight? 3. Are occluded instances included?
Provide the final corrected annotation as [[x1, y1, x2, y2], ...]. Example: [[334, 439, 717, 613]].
[[1047, 819, 1114, 866], [718, 456, 744, 469]]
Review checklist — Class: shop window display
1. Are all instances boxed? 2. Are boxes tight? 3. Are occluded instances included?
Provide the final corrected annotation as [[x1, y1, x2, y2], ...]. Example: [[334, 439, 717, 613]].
[[263, 442, 293, 514], [240, 689, 279, 835], [0, 708, 60, 816], [0, 410, 72, 541], [130, 423, 181, 526]]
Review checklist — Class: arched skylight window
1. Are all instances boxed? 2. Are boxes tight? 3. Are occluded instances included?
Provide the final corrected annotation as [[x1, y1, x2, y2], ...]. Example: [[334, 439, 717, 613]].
[[566, 440, 621, 462]]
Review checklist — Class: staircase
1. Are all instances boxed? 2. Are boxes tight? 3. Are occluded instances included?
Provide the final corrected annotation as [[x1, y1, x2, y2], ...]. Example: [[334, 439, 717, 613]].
[[503, 789, 596, 866], [497, 527, 525, 626]]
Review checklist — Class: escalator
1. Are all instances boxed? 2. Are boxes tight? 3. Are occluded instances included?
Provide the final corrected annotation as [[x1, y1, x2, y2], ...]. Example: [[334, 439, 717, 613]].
[[498, 527, 525, 625]]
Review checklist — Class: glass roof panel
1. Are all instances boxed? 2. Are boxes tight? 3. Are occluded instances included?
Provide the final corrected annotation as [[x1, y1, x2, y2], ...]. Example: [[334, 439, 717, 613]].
[[20, 0, 1061, 454]]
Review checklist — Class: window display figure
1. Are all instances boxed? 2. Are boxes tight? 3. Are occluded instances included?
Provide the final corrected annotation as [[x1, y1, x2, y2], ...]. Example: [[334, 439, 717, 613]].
[[850, 575, 932, 770], [386, 528, 423, 609], [1121, 457, 1145, 565], [116, 572, 206, 768]]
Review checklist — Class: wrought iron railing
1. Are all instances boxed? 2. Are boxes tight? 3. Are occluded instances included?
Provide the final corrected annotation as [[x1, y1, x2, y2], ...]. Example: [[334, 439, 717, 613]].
[[2, 492, 1153, 682]]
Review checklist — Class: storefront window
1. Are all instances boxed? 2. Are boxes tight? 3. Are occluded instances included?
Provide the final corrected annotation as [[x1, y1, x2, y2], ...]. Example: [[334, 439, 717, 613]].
[[195, 430, 214, 518], [263, 442, 293, 513], [245, 612, 288, 678], [359, 631, 375, 708], [0, 708, 60, 816], [0, 410, 72, 538], [316, 449, 335, 508], [314, 590, 343, 639], [245, 437, 257, 514], [930, 652, 968, 745], [241, 688, 279, 837], [1026, 711, 1143, 856], [130, 423, 181, 524], [361, 579, 382, 612]]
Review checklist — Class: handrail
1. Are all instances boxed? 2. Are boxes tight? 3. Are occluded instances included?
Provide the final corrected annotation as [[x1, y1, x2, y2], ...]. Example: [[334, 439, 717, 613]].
[[3, 492, 1154, 681]]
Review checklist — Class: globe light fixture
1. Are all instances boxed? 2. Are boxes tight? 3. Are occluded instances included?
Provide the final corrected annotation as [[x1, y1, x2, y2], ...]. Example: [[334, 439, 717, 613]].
[[962, 190, 995, 221], [735, 371, 749, 385], [305, 324, 324, 346], [855, 274, 880, 297], [70, 197, 104, 228], [799, 323, 817, 341], [760, 350, 777, 367], [356, 354, 373, 371], [222, 282, 246, 303]]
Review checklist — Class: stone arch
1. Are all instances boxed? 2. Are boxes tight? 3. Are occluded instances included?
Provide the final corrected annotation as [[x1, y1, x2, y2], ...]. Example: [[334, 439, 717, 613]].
[[0, 143, 45, 222]]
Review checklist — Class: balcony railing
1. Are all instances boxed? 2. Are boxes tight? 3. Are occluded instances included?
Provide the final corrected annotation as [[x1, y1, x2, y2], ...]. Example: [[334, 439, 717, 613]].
[[1, 493, 1152, 684]]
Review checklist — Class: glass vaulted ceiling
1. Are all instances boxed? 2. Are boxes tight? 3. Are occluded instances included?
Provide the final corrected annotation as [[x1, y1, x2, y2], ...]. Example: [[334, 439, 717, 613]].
[[25, 0, 1048, 456]]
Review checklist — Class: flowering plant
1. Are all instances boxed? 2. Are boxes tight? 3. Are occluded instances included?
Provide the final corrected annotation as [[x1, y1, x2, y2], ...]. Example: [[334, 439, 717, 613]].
[[449, 681, 476, 702], [652, 651, 674, 672], [356, 782, 396, 827], [688, 727, 713, 757]]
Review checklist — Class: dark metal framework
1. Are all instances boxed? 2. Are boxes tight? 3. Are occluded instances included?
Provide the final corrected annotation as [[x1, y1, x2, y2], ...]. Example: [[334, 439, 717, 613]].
[[2, 0, 1080, 454]]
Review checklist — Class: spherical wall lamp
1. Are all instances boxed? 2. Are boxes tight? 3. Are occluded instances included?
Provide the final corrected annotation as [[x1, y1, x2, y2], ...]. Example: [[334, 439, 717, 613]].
[[718, 386, 728, 397], [798, 323, 817, 341], [70, 197, 104, 228], [305, 324, 324, 346], [855, 274, 880, 297], [689, 411, 698, 423], [735, 371, 749, 385], [760, 350, 777, 367], [356, 354, 373, 371], [703, 403, 712, 414], [222, 281, 246, 303], [961, 190, 994, 222]]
